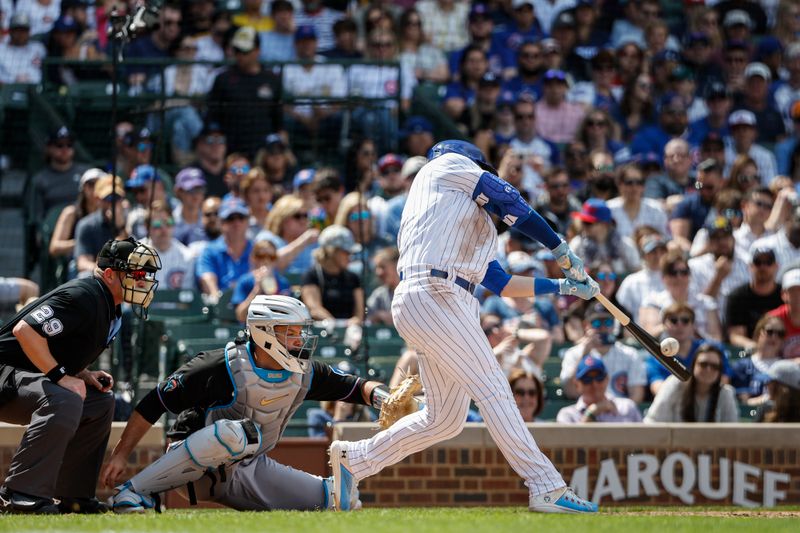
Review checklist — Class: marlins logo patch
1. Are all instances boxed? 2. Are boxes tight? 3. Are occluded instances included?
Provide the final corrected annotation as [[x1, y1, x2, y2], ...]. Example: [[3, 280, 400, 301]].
[[162, 373, 184, 393]]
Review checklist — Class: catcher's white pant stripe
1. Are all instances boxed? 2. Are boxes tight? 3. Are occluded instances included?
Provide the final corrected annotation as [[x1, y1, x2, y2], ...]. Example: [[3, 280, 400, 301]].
[[346, 279, 564, 494]]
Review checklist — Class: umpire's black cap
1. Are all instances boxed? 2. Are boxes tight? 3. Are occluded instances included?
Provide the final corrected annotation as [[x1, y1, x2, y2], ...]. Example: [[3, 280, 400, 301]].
[[97, 238, 138, 271]]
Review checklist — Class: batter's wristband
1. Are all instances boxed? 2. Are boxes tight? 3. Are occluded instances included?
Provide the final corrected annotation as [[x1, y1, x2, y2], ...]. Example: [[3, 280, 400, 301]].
[[533, 278, 560, 295], [46, 365, 67, 383]]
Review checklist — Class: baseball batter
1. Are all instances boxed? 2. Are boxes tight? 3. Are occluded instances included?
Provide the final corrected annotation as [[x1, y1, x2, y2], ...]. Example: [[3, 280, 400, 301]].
[[330, 141, 599, 513], [100, 295, 393, 512]]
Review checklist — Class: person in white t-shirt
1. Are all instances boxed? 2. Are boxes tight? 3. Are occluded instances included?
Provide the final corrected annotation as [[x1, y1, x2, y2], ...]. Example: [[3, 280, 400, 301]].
[[616, 231, 667, 318], [560, 303, 647, 402], [16, 0, 60, 36], [0, 14, 47, 84], [607, 163, 668, 238], [142, 201, 196, 290]]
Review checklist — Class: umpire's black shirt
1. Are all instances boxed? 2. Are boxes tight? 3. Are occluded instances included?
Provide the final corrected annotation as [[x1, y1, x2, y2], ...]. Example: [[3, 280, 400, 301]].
[[0, 277, 121, 374]]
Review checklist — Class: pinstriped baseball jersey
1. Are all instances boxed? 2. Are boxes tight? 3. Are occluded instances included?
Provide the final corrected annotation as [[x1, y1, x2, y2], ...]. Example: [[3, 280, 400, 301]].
[[397, 153, 497, 282]]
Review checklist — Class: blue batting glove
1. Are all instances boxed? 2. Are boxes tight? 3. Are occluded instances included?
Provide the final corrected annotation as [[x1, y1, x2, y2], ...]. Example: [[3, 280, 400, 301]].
[[552, 241, 588, 282], [558, 277, 600, 300]]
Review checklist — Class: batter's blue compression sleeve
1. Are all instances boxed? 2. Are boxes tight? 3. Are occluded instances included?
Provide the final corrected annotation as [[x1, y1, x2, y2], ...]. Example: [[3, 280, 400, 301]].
[[481, 260, 512, 295], [472, 172, 562, 249]]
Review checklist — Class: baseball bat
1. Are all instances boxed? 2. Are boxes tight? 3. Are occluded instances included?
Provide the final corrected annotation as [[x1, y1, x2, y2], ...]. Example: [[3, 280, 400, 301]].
[[595, 294, 691, 381]]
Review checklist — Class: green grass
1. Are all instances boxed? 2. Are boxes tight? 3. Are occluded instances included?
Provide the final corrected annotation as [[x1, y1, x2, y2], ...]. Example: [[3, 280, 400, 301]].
[[2, 507, 798, 533]]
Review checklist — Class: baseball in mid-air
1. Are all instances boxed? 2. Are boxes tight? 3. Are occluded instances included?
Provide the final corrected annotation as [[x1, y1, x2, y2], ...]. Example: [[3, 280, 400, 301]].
[[660, 337, 680, 357]]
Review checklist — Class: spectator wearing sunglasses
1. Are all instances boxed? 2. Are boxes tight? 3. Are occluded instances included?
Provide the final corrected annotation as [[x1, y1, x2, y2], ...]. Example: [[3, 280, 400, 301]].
[[172, 168, 208, 246], [124, 165, 172, 240], [560, 302, 646, 402], [750, 205, 800, 278], [301, 225, 364, 323], [141, 201, 195, 290], [557, 356, 642, 423], [617, 229, 667, 321], [482, 313, 545, 377], [731, 315, 787, 406], [607, 163, 668, 239], [686, 183, 744, 260], [334, 192, 389, 262], [255, 134, 296, 194], [647, 303, 706, 397], [639, 249, 722, 342], [569, 198, 641, 276], [116, 127, 156, 181], [645, 343, 738, 422], [733, 187, 775, 253], [240, 168, 274, 239], [725, 248, 782, 348], [258, 195, 319, 275], [509, 368, 545, 423], [196, 198, 253, 299], [688, 216, 751, 315], [232, 240, 291, 323], [669, 158, 724, 250], [189, 122, 228, 197], [222, 153, 251, 201], [30, 126, 89, 222], [187, 196, 223, 258], [766, 268, 800, 359]]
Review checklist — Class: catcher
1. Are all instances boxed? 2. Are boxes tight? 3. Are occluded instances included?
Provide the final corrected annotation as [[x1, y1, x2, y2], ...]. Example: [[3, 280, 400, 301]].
[[100, 295, 405, 512]]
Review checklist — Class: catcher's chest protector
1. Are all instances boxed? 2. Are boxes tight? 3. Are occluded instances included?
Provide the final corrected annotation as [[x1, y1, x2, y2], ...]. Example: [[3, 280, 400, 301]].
[[206, 342, 311, 454]]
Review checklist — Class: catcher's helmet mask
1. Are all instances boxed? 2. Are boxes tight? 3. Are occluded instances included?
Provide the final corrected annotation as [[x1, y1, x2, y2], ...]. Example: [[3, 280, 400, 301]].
[[97, 237, 162, 314], [247, 296, 318, 374]]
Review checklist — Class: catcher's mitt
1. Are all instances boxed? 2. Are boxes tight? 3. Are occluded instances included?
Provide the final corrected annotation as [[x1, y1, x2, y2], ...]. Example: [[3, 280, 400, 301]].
[[377, 375, 423, 430]]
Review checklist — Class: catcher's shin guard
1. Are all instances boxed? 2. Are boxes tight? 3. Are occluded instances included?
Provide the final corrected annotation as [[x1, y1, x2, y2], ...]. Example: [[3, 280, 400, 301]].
[[121, 419, 261, 496]]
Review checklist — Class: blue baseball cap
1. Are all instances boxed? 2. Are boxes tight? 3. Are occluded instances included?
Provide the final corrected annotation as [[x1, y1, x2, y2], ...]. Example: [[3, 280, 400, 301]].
[[572, 198, 612, 224], [53, 15, 79, 33], [293, 168, 316, 190], [653, 49, 681, 64], [400, 116, 433, 138], [576, 355, 608, 380], [125, 165, 160, 189], [469, 3, 491, 21], [218, 198, 249, 220], [658, 92, 687, 114], [295, 25, 317, 41]]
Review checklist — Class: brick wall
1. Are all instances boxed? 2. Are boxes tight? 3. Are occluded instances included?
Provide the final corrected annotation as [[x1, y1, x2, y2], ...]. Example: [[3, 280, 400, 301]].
[[336, 423, 800, 508]]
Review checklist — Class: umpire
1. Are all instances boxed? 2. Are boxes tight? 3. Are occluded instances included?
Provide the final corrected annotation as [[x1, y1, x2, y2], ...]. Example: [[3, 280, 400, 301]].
[[0, 237, 161, 514]]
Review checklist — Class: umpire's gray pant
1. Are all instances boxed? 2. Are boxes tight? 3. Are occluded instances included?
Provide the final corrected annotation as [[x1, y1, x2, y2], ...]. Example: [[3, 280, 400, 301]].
[[0, 369, 114, 499]]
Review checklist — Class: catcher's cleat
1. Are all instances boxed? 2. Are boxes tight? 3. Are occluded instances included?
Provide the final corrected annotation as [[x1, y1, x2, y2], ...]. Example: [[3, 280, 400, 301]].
[[58, 497, 110, 514], [329, 441, 359, 511], [529, 487, 598, 514], [109, 483, 156, 514]]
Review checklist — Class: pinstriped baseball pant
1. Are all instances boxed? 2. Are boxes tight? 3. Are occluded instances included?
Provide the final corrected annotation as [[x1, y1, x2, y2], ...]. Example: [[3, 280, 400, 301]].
[[344, 275, 565, 495]]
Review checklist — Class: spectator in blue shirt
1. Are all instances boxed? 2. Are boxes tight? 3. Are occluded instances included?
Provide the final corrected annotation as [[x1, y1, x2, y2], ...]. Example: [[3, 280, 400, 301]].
[[443, 45, 488, 121], [449, 4, 515, 80], [669, 158, 724, 246], [500, 40, 544, 101], [497, 0, 544, 56], [196, 198, 253, 299], [124, 5, 182, 84], [232, 240, 292, 322], [688, 82, 732, 147], [260, 0, 296, 62], [630, 93, 690, 162]]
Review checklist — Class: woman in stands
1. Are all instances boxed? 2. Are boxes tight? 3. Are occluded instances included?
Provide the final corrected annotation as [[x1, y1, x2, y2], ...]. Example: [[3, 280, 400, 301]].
[[508, 369, 545, 423], [49, 168, 104, 262], [760, 361, 800, 422], [258, 195, 319, 275], [732, 314, 786, 406], [300, 225, 364, 324], [239, 167, 273, 239], [615, 73, 655, 141], [333, 192, 390, 262], [397, 7, 449, 84], [639, 249, 722, 341], [645, 344, 738, 422]]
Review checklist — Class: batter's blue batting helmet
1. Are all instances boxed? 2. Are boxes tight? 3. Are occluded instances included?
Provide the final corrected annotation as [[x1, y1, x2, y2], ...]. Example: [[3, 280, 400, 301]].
[[427, 140, 497, 174]]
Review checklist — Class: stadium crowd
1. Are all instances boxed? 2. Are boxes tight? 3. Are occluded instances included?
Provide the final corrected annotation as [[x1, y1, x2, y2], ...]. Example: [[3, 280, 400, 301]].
[[1, 0, 800, 426]]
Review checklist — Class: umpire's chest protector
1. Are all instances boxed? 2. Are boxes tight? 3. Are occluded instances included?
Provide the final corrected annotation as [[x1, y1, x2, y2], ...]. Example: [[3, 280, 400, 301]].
[[205, 342, 310, 453]]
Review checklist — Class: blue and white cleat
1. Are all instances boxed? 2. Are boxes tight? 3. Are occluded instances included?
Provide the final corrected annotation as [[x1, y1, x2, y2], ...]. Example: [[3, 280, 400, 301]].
[[329, 441, 359, 511], [109, 483, 156, 514], [529, 487, 598, 514]]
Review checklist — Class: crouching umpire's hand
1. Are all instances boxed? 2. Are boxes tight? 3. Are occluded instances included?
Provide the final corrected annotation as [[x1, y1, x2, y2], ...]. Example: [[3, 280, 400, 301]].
[[558, 277, 600, 300], [78, 369, 114, 393]]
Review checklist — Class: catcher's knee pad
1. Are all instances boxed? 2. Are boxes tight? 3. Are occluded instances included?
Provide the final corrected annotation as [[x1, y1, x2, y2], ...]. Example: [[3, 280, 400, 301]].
[[125, 419, 261, 495], [186, 419, 262, 468]]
